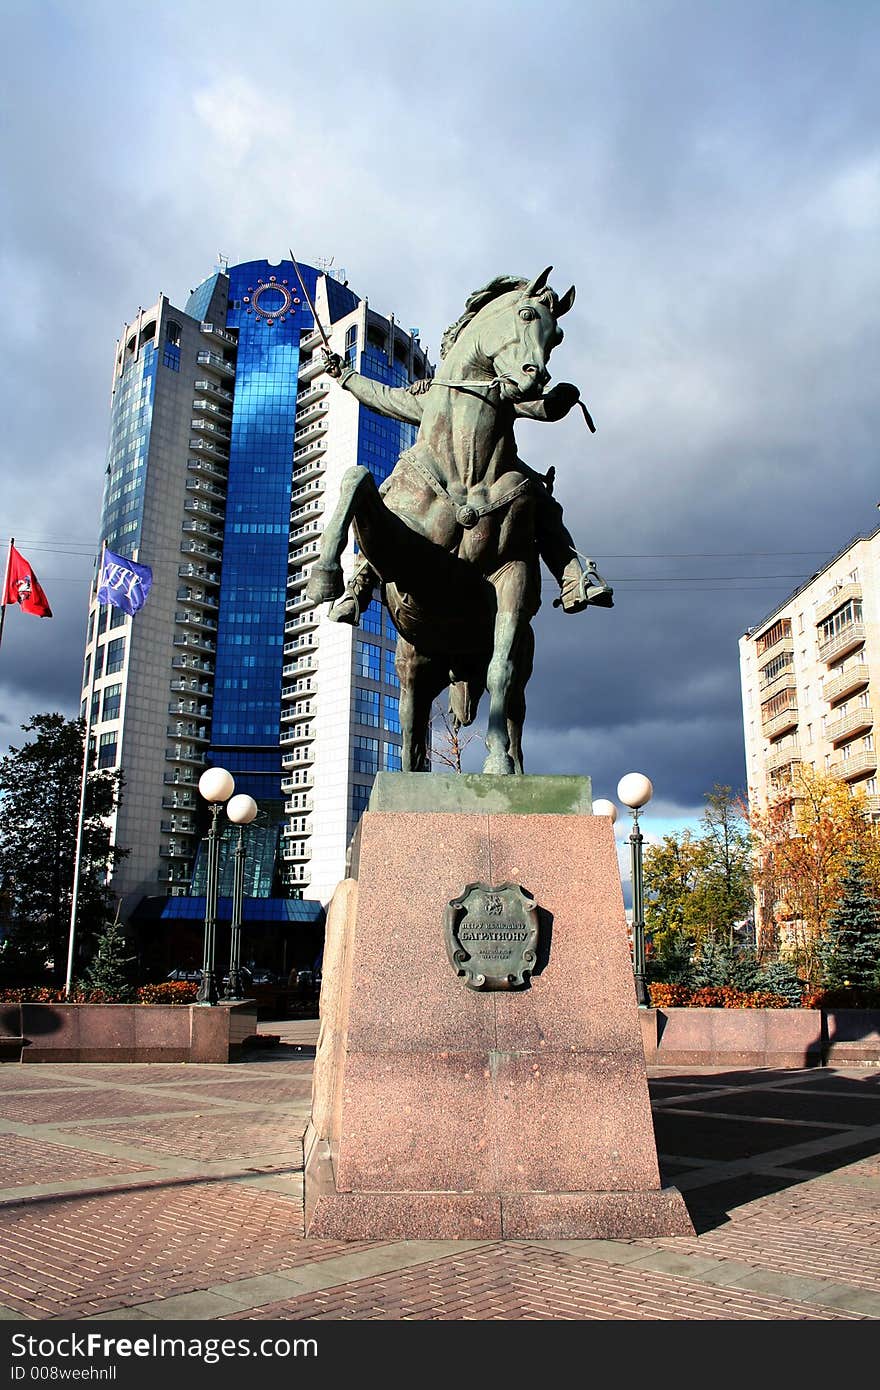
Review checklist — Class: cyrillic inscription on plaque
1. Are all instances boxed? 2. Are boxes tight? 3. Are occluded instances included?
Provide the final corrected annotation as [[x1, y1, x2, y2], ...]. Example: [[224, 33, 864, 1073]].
[[444, 882, 539, 990]]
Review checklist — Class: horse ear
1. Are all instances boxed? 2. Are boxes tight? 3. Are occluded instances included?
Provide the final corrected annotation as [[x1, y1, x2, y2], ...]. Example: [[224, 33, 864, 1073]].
[[556, 284, 576, 316], [523, 266, 553, 298]]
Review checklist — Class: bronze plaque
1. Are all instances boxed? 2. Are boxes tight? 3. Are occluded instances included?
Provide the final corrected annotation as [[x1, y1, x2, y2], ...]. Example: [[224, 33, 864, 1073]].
[[444, 882, 539, 990]]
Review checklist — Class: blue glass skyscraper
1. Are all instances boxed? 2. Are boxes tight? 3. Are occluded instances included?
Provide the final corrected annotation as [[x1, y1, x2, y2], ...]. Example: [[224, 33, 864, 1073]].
[[82, 257, 431, 921]]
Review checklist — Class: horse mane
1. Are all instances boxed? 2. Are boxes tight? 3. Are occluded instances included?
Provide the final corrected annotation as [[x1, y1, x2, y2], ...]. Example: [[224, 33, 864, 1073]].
[[439, 275, 532, 360]]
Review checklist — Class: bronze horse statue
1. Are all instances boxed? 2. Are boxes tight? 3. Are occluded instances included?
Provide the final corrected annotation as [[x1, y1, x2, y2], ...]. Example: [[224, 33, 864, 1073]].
[[305, 267, 612, 774]]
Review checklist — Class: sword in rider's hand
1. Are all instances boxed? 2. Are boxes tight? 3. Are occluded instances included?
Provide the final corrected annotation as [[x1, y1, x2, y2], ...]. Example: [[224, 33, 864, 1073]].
[[289, 249, 333, 356]]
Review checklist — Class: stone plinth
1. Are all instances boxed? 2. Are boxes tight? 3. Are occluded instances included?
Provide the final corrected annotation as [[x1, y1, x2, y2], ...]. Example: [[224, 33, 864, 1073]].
[[304, 790, 693, 1240]]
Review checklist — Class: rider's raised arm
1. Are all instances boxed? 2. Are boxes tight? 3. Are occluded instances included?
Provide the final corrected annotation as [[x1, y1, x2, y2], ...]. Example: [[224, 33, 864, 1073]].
[[515, 382, 581, 423], [322, 350, 425, 424]]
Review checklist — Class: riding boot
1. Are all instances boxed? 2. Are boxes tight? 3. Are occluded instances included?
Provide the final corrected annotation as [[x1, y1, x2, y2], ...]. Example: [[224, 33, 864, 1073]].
[[329, 558, 379, 627]]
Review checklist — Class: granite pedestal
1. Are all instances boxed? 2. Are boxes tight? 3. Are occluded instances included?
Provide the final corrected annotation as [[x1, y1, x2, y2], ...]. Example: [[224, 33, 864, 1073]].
[[304, 774, 693, 1240]]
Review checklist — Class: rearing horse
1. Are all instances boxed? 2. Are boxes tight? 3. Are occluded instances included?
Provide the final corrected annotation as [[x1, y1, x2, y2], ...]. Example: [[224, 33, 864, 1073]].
[[306, 267, 611, 774]]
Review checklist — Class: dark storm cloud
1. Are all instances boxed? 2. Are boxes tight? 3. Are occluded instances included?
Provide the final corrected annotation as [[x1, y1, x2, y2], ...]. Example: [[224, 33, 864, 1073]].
[[1, 0, 878, 826]]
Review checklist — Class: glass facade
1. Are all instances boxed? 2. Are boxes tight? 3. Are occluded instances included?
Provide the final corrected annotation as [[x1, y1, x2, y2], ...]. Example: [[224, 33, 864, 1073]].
[[100, 340, 157, 554]]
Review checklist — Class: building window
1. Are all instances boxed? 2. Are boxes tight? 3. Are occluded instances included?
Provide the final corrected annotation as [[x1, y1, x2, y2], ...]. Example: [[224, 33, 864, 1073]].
[[355, 640, 381, 681], [353, 687, 380, 728], [345, 324, 358, 368], [110, 605, 127, 628], [361, 600, 382, 635], [352, 735, 378, 774], [97, 732, 117, 768], [384, 648, 398, 686], [101, 683, 122, 722], [350, 783, 371, 824], [384, 743, 402, 771], [105, 637, 125, 674], [166, 320, 181, 346], [384, 695, 400, 734]]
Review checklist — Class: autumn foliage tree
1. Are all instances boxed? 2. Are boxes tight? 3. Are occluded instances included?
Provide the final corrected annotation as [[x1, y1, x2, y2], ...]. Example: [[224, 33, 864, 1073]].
[[747, 765, 880, 983]]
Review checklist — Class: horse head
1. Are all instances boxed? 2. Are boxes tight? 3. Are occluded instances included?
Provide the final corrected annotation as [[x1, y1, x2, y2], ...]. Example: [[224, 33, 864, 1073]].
[[445, 267, 576, 403]]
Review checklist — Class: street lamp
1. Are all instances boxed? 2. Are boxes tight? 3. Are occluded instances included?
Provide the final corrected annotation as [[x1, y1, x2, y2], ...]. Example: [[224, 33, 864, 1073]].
[[197, 766, 235, 1005], [617, 772, 654, 1008], [225, 793, 258, 1000]]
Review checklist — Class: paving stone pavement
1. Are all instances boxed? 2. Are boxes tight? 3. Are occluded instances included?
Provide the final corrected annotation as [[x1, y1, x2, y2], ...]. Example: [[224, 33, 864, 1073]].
[[0, 1018, 877, 1322]]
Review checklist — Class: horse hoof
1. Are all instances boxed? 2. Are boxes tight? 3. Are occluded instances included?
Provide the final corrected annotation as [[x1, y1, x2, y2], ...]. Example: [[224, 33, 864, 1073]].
[[306, 565, 345, 604], [482, 751, 515, 775], [329, 596, 360, 627]]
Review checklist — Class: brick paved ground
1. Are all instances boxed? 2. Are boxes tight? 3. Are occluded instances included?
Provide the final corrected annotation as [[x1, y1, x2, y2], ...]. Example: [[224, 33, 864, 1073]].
[[0, 1025, 876, 1322]]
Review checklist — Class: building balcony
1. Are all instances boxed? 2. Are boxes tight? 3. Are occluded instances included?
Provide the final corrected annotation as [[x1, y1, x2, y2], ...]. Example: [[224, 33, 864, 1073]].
[[174, 610, 218, 631], [176, 587, 219, 610], [283, 632, 318, 656], [295, 400, 329, 429], [757, 635, 794, 670], [171, 655, 215, 675], [178, 563, 220, 587], [283, 796, 313, 814], [818, 621, 866, 664], [864, 794, 880, 817], [170, 678, 214, 698], [281, 770, 315, 792], [815, 582, 863, 627], [829, 748, 878, 783], [285, 592, 316, 615], [162, 793, 196, 810], [284, 611, 319, 635], [159, 844, 193, 860], [190, 417, 231, 443], [166, 724, 210, 743], [180, 531, 223, 555], [291, 458, 327, 487], [184, 498, 225, 524], [165, 746, 206, 765], [189, 436, 229, 461], [168, 699, 212, 719], [282, 823, 312, 840], [758, 668, 797, 700], [292, 438, 327, 466], [762, 705, 798, 740], [187, 456, 228, 484], [193, 378, 234, 404], [191, 397, 232, 424], [289, 541, 321, 565], [293, 420, 328, 448], [172, 632, 217, 653], [282, 844, 313, 862], [200, 322, 238, 349], [824, 662, 870, 704], [160, 820, 197, 836], [765, 741, 801, 773], [826, 706, 874, 746], [290, 481, 325, 512], [280, 721, 314, 742], [282, 745, 315, 768], [283, 655, 319, 678], [196, 350, 236, 378], [299, 329, 325, 353], [186, 479, 226, 506], [297, 356, 324, 384], [296, 380, 330, 409]]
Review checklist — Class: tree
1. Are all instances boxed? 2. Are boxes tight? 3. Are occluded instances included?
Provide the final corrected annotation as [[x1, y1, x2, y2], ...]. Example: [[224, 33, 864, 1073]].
[[0, 714, 127, 984], [83, 915, 135, 1001], [643, 787, 751, 953], [430, 700, 480, 773], [690, 786, 753, 946], [747, 766, 880, 981], [820, 852, 880, 992]]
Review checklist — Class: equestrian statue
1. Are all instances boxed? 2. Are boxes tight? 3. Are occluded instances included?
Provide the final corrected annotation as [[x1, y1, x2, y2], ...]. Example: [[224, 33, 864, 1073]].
[[304, 266, 613, 775]]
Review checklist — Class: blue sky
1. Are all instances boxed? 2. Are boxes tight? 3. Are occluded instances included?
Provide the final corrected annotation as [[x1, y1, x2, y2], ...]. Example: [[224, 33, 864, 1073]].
[[1, 0, 878, 870]]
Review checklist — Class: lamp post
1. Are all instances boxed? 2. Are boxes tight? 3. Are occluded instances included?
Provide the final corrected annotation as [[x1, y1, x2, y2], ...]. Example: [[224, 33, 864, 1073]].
[[197, 766, 235, 1005], [225, 793, 258, 1000], [616, 772, 654, 1007]]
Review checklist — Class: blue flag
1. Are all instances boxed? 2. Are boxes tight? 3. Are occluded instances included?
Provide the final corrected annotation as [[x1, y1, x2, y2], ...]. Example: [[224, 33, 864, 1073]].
[[97, 550, 153, 615]]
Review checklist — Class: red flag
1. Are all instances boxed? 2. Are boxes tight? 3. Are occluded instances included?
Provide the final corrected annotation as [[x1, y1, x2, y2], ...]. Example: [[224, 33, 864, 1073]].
[[3, 544, 52, 618]]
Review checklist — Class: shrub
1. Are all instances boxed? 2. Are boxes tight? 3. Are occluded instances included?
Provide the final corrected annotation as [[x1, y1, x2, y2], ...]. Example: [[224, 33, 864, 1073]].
[[136, 981, 198, 1005], [648, 982, 789, 1008], [802, 985, 880, 1009]]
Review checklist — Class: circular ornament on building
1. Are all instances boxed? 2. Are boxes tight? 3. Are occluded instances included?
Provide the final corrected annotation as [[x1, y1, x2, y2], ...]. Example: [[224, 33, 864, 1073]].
[[250, 278, 294, 323]]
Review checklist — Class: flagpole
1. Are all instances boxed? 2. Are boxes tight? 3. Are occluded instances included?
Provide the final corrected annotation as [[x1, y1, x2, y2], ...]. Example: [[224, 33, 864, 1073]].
[[65, 541, 105, 996], [0, 537, 13, 655]]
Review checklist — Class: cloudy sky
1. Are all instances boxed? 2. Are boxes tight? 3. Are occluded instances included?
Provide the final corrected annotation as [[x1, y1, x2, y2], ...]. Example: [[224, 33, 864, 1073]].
[[1, 0, 879, 849]]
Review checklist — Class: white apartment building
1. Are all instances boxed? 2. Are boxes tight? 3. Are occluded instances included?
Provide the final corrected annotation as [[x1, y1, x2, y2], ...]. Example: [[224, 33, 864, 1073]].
[[739, 525, 880, 819]]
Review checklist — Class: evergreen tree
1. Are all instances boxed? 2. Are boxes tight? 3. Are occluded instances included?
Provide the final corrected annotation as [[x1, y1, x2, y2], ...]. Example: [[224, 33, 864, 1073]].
[[821, 853, 880, 991], [0, 714, 127, 985], [646, 928, 694, 986], [727, 947, 762, 992], [691, 934, 733, 988], [757, 959, 804, 1005], [83, 917, 135, 1001]]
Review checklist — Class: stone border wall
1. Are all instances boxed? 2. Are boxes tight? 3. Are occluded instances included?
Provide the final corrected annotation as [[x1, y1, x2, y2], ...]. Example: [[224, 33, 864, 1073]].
[[640, 1008, 880, 1068], [0, 1001, 258, 1063]]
